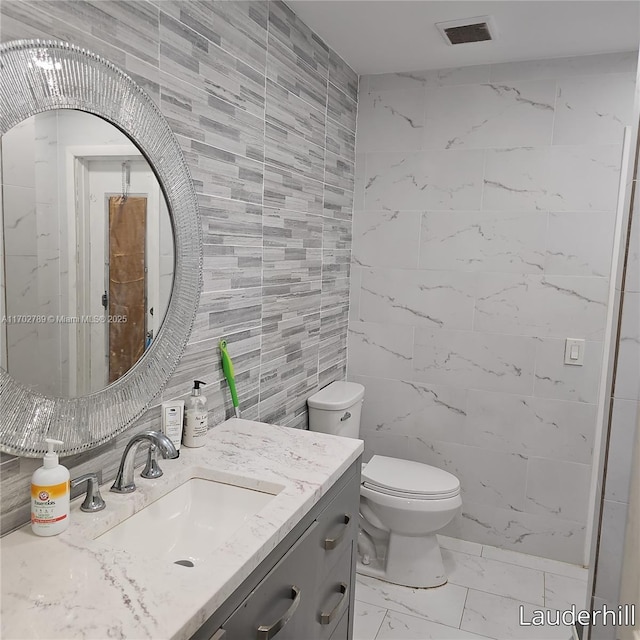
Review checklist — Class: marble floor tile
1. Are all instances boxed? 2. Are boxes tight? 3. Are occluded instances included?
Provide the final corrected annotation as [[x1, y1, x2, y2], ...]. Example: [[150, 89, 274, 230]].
[[461, 589, 572, 639], [481, 545, 588, 581], [353, 601, 387, 640], [545, 573, 589, 611], [355, 574, 468, 628], [442, 549, 545, 606], [437, 535, 483, 557], [375, 609, 491, 640]]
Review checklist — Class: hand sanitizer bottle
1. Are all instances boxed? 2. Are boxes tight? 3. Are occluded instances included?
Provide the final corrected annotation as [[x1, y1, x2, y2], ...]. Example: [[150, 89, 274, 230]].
[[31, 439, 70, 536], [183, 380, 208, 448]]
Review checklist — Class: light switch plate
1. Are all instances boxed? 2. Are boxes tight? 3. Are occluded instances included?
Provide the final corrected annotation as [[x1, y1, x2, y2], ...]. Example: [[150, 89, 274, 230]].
[[564, 338, 585, 366]]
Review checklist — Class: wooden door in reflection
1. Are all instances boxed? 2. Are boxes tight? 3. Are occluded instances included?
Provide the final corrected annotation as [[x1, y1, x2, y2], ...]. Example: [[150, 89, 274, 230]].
[[108, 196, 146, 383]]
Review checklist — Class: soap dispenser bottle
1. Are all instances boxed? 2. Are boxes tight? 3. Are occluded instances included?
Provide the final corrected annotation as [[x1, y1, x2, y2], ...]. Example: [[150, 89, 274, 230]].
[[31, 439, 70, 536], [183, 380, 208, 448]]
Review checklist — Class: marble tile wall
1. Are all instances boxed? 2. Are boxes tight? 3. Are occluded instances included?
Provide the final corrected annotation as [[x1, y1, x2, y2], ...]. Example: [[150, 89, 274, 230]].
[[0, 0, 358, 534], [350, 51, 638, 564]]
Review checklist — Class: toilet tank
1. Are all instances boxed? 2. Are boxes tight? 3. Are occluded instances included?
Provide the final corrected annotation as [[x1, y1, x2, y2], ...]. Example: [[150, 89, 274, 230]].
[[307, 381, 365, 438]]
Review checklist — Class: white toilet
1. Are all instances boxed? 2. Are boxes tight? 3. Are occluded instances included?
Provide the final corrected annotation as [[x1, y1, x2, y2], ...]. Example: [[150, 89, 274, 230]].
[[307, 381, 461, 588]]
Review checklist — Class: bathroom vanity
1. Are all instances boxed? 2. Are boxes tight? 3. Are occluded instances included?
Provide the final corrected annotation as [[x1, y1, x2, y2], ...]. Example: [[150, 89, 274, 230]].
[[196, 450, 360, 640], [0, 419, 363, 640]]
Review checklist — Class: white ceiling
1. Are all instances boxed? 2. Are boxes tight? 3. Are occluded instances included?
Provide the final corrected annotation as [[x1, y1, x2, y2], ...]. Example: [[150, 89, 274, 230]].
[[286, 1, 640, 75]]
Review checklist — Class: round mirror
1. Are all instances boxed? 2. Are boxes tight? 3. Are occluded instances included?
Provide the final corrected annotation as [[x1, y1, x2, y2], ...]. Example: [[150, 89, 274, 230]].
[[0, 40, 201, 457], [1, 110, 174, 397]]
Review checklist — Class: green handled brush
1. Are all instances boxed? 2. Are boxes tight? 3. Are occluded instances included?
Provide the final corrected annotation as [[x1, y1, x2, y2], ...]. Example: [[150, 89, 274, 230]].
[[219, 340, 241, 418]]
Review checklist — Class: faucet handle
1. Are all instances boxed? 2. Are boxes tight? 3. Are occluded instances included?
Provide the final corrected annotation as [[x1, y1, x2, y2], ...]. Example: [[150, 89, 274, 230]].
[[71, 473, 106, 512], [141, 443, 164, 479]]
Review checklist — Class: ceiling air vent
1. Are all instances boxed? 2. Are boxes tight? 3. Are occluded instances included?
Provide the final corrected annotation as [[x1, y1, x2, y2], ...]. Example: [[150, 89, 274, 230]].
[[436, 16, 498, 46]]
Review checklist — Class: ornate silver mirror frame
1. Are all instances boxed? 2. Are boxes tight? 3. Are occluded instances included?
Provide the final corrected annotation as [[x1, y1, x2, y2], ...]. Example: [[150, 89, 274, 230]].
[[0, 40, 202, 457]]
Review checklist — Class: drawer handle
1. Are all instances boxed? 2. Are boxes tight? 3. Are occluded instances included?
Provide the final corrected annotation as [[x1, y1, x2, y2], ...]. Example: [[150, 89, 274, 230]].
[[340, 411, 351, 422], [208, 630, 226, 640], [320, 582, 349, 625], [256, 585, 301, 640], [323, 514, 350, 550]]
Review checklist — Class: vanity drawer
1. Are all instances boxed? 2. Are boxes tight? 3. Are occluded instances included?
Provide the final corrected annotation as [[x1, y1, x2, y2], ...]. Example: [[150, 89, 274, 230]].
[[221, 521, 318, 640], [313, 543, 353, 640], [328, 609, 349, 640], [314, 475, 359, 583]]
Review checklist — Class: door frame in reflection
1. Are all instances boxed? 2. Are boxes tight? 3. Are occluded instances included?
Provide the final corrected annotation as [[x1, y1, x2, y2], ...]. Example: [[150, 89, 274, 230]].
[[65, 144, 168, 396]]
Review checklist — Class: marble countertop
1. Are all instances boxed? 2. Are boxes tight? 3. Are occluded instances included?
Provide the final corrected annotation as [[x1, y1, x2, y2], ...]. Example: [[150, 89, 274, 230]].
[[0, 418, 363, 640]]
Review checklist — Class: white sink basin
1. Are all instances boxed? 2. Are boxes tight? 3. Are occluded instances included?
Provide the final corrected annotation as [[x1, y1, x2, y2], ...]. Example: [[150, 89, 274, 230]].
[[96, 477, 279, 565]]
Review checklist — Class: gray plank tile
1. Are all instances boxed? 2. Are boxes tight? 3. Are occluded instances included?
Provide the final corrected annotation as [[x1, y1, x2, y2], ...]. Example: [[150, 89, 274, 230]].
[[266, 79, 326, 148], [281, 408, 310, 430], [262, 207, 323, 290], [0, 454, 20, 479], [261, 310, 321, 359], [322, 268, 350, 308], [319, 333, 348, 374], [323, 184, 354, 221], [264, 165, 324, 215], [202, 244, 262, 291], [323, 217, 352, 251], [40, 0, 160, 67], [263, 207, 323, 249], [323, 250, 351, 279], [328, 81, 358, 131], [125, 56, 161, 105], [268, 0, 329, 76], [158, 0, 267, 72], [326, 118, 356, 162], [160, 70, 264, 162], [180, 136, 263, 204], [320, 303, 350, 341], [329, 48, 358, 102], [265, 122, 325, 180], [160, 10, 266, 119], [1, 1, 161, 103], [263, 246, 322, 288], [319, 360, 347, 389], [259, 344, 320, 422], [259, 342, 319, 392], [262, 281, 322, 323], [0, 458, 36, 534], [1, 504, 30, 536], [1, 1, 127, 64], [191, 288, 262, 343], [198, 194, 263, 248], [266, 32, 327, 112], [325, 150, 355, 190], [260, 381, 314, 427]]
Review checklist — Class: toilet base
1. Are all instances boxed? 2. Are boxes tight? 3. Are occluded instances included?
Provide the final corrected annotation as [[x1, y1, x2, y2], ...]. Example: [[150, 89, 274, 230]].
[[357, 531, 447, 589]]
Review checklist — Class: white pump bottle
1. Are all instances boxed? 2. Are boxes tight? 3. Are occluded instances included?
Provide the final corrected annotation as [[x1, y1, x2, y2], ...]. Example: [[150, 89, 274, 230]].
[[183, 380, 208, 448]]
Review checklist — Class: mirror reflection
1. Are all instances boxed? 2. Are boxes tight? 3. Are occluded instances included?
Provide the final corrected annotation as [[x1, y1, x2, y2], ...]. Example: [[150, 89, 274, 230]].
[[0, 110, 174, 398]]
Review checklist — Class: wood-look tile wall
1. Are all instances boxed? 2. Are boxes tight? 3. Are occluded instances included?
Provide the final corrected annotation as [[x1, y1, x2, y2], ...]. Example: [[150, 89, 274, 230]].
[[0, 0, 358, 534]]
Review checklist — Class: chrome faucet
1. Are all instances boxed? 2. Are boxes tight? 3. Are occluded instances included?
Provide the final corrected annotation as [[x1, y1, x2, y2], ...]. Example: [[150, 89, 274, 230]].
[[110, 430, 178, 494], [71, 473, 106, 512]]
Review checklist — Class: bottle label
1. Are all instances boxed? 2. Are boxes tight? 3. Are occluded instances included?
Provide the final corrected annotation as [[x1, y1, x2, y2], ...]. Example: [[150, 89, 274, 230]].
[[31, 481, 69, 525], [191, 411, 208, 437]]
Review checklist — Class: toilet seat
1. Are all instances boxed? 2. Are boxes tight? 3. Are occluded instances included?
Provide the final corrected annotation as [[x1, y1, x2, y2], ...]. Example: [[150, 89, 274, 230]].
[[362, 455, 460, 500]]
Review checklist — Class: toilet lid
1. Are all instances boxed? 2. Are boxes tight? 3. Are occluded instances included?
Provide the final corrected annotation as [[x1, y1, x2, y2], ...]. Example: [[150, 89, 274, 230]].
[[362, 455, 460, 499]]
